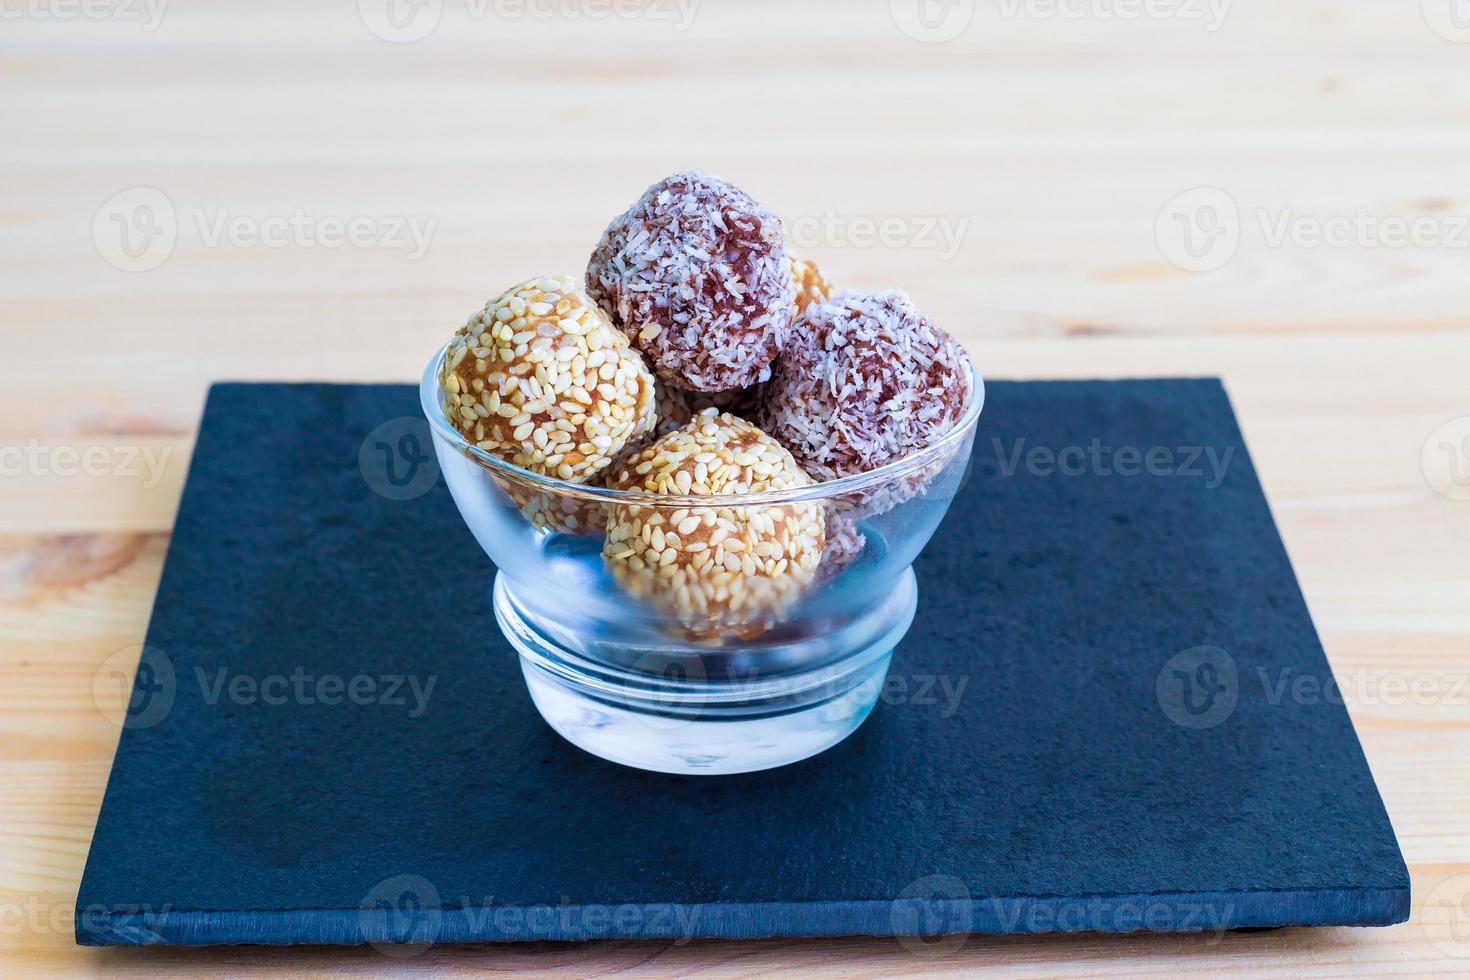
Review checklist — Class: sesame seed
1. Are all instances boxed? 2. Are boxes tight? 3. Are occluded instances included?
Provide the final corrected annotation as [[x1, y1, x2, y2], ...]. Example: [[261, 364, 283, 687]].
[[439, 274, 657, 482], [601, 411, 826, 638]]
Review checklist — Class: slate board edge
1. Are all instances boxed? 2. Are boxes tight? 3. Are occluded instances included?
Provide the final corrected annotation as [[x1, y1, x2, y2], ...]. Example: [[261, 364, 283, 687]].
[[1209, 378, 1411, 904], [76, 884, 1409, 946], [72, 378, 1414, 948]]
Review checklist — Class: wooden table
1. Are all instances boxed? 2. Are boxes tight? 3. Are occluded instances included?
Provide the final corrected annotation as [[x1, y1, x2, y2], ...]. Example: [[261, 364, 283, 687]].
[[3, 1, 1467, 974]]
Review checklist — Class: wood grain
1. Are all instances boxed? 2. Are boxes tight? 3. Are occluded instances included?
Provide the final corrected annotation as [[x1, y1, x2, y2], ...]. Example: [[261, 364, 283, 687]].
[[3, 0, 1468, 975]]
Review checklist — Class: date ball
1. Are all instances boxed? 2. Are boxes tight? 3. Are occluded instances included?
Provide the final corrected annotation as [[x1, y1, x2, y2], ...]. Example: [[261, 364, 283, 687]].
[[819, 509, 867, 580], [759, 289, 972, 483], [603, 410, 825, 639], [587, 171, 796, 393], [440, 274, 656, 482], [789, 253, 834, 315], [492, 473, 610, 536], [650, 380, 763, 439]]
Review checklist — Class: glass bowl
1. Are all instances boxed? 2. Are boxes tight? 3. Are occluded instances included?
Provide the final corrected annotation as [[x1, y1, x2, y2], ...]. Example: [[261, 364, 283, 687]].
[[420, 344, 984, 774]]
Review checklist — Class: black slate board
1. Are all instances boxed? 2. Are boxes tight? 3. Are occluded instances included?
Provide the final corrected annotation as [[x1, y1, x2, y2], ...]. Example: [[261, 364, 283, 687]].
[[75, 379, 1409, 946]]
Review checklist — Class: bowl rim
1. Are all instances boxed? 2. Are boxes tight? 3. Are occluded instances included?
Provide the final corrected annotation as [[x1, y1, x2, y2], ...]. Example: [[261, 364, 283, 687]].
[[419, 341, 985, 507]]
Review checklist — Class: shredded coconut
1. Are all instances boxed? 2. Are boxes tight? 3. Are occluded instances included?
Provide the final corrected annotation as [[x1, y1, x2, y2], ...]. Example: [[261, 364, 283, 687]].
[[818, 509, 867, 580], [587, 171, 796, 393], [759, 289, 972, 482]]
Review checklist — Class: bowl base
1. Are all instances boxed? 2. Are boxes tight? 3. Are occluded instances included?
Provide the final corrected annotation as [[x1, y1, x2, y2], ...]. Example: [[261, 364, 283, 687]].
[[495, 570, 918, 775]]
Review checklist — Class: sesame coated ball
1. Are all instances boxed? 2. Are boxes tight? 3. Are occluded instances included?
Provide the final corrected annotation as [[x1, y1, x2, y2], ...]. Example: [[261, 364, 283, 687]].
[[504, 377, 756, 535], [650, 380, 764, 439], [759, 289, 972, 483], [603, 410, 826, 639], [492, 473, 610, 536], [587, 171, 797, 392], [789, 253, 834, 315], [440, 274, 656, 483]]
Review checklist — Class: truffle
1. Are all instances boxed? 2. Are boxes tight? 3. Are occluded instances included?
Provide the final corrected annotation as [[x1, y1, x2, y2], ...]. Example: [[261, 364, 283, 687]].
[[789, 253, 835, 315], [587, 171, 796, 392], [440, 274, 656, 482], [651, 380, 763, 439], [493, 473, 610, 536], [759, 288, 971, 482], [818, 509, 867, 579], [603, 410, 825, 638]]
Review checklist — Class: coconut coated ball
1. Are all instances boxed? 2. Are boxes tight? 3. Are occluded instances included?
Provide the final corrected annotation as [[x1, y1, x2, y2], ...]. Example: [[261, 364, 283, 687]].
[[759, 289, 972, 482], [818, 509, 867, 580], [587, 171, 796, 392]]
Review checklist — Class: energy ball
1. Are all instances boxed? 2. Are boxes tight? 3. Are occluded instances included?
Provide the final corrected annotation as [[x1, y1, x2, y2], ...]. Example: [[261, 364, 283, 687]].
[[587, 171, 797, 393], [650, 380, 763, 439], [603, 410, 825, 639], [515, 379, 765, 535], [759, 289, 972, 483], [818, 509, 867, 580], [440, 274, 656, 482], [493, 473, 610, 536], [789, 253, 834, 315]]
